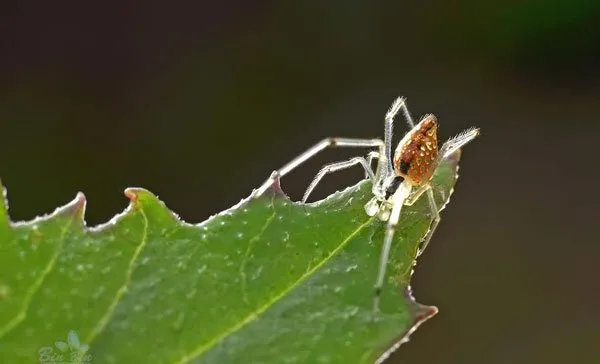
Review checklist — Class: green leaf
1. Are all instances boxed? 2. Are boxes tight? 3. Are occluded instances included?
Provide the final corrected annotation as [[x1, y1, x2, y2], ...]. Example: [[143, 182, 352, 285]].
[[0, 151, 464, 363]]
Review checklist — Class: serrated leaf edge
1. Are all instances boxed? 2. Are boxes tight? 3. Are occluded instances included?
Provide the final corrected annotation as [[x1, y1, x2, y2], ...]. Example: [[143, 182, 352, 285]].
[[0, 150, 464, 363], [0, 191, 85, 338]]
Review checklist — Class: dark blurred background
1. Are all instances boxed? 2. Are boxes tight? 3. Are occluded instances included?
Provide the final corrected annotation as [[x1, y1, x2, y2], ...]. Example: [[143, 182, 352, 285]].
[[1, 1, 599, 363]]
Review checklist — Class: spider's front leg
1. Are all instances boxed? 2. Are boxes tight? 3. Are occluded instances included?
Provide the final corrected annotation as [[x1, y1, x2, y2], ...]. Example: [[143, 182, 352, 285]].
[[373, 180, 412, 313]]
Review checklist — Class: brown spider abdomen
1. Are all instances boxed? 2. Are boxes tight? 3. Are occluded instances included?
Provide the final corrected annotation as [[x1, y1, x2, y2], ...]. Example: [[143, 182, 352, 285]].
[[393, 114, 439, 186]]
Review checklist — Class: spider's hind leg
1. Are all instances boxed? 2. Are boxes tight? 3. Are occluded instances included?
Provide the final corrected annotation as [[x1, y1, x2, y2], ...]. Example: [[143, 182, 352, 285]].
[[404, 183, 430, 206], [402, 184, 441, 256], [417, 188, 441, 257], [253, 137, 384, 197]]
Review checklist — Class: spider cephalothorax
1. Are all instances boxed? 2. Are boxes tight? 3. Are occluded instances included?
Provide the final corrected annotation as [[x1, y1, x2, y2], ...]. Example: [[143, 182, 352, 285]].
[[254, 97, 479, 312]]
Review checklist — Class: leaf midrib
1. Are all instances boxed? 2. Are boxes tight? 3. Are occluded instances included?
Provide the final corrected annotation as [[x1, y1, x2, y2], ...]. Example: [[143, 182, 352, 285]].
[[174, 213, 376, 364]]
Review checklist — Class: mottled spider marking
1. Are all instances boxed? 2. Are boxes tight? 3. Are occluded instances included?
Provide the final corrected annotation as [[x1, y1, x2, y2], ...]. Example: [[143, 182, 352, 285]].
[[393, 114, 439, 186]]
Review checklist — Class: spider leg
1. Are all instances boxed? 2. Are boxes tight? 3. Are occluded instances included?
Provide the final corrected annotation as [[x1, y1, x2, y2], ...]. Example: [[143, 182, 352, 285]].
[[439, 127, 480, 159], [417, 188, 440, 257], [404, 183, 430, 206], [402, 184, 442, 256], [384, 97, 415, 175], [373, 180, 412, 313], [302, 157, 376, 203], [254, 137, 384, 197], [413, 127, 479, 253], [364, 150, 381, 179]]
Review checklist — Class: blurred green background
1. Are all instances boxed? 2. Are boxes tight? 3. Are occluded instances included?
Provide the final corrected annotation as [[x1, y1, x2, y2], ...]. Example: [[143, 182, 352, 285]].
[[1, 1, 599, 363]]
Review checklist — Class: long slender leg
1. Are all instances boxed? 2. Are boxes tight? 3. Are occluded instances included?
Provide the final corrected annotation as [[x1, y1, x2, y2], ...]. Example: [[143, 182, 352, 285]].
[[365, 151, 380, 178], [373, 181, 412, 313], [417, 188, 440, 257], [384, 98, 401, 175], [412, 127, 479, 250], [399, 98, 415, 128], [302, 157, 375, 203], [401, 184, 441, 256], [439, 127, 480, 159], [253, 137, 384, 197], [404, 183, 430, 206], [384, 97, 415, 175]]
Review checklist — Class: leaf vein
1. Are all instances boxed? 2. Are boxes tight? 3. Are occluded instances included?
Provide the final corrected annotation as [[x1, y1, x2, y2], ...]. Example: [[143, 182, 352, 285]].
[[174, 215, 375, 364], [239, 194, 277, 304], [83, 204, 149, 347], [0, 213, 77, 338]]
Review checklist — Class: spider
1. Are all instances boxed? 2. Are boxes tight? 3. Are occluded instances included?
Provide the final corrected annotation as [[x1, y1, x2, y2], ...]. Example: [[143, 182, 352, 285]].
[[253, 97, 479, 312]]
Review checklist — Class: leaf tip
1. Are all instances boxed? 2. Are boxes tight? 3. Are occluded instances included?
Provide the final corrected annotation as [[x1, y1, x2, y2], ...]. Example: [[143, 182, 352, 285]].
[[403, 287, 439, 324], [124, 188, 139, 204], [124, 187, 155, 206], [411, 302, 438, 323], [69, 192, 87, 222], [374, 301, 438, 364], [54, 191, 87, 225], [124, 187, 180, 223], [374, 289, 438, 364]]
